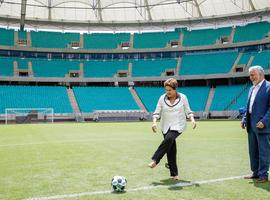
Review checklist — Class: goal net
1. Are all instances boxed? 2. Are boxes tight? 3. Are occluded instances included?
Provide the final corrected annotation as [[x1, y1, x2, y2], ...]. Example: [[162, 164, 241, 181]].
[[5, 108, 54, 124]]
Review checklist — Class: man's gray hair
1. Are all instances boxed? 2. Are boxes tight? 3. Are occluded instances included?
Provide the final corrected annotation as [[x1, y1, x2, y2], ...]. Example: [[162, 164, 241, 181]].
[[248, 65, 265, 75]]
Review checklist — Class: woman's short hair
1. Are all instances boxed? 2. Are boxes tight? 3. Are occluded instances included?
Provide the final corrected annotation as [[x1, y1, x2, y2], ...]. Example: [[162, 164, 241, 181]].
[[164, 78, 178, 90]]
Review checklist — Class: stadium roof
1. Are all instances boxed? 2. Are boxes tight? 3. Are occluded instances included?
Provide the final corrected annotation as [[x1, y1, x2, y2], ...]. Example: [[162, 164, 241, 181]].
[[0, 0, 270, 31]]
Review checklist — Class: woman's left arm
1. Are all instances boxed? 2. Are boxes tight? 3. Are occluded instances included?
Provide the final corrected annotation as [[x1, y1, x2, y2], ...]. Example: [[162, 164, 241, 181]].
[[183, 95, 196, 129]]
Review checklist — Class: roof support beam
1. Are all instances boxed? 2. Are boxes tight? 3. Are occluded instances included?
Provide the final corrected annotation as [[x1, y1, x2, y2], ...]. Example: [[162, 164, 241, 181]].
[[144, 0, 152, 21], [249, 0, 256, 11], [97, 0, 103, 22], [194, 0, 202, 17], [20, 0, 27, 30], [48, 0, 52, 20]]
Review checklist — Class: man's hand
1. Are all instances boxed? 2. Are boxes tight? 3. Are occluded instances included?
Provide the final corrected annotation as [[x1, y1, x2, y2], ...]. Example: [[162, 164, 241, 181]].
[[256, 121, 265, 129], [241, 122, 246, 129], [152, 123, 157, 133]]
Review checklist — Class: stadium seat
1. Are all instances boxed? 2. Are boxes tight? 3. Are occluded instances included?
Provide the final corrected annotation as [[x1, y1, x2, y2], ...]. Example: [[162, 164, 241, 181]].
[[73, 87, 139, 112], [0, 85, 73, 113]]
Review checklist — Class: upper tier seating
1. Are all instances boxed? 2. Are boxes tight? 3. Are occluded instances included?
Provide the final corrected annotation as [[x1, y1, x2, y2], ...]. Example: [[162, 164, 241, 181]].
[[0, 57, 14, 76], [133, 31, 180, 48], [84, 60, 129, 77], [31, 31, 80, 48], [182, 27, 231, 47], [83, 33, 130, 49], [132, 59, 177, 77], [180, 51, 238, 75], [32, 59, 80, 77], [233, 21, 270, 43], [0, 28, 14, 46]]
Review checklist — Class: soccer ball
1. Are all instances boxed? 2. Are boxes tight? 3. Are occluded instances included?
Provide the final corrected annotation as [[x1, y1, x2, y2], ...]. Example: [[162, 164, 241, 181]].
[[111, 176, 127, 192]]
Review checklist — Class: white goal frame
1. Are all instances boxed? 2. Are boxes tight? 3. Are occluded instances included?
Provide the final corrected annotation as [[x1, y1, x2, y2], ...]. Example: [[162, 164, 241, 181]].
[[5, 108, 54, 124]]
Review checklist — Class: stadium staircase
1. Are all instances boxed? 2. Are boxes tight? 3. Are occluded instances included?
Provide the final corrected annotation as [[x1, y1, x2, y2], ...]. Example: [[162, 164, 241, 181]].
[[204, 87, 215, 113], [66, 87, 84, 122], [28, 61, 33, 76], [14, 31, 18, 46], [13, 60, 18, 76], [246, 55, 255, 70], [129, 87, 147, 112], [79, 34, 84, 48], [129, 34, 134, 48], [179, 32, 184, 47], [175, 57, 181, 75], [230, 52, 243, 73], [27, 32, 32, 47], [229, 26, 235, 43]]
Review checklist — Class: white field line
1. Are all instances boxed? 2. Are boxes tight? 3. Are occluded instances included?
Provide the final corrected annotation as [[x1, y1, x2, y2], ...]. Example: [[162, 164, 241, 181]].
[[24, 175, 247, 200]]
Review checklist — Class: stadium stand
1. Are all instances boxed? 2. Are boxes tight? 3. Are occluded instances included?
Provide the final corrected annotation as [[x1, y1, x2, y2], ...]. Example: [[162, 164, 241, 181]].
[[182, 27, 231, 47], [0, 85, 73, 114], [180, 51, 238, 75], [210, 85, 249, 111], [132, 59, 177, 77], [133, 31, 180, 48], [238, 52, 256, 66], [18, 30, 27, 40], [83, 33, 130, 49], [233, 21, 270, 43], [84, 60, 129, 77], [0, 57, 14, 76], [31, 31, 80, 48], [73, 87, 139, 112], [16, 58, 28, 70], [251, 50, 270, 69], [32, 59, 80, 77], [0, 28, 14, 46]]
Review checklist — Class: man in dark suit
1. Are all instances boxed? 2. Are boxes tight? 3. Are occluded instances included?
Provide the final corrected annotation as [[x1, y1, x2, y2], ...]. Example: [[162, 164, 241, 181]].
[[241, 65, 270, 183]]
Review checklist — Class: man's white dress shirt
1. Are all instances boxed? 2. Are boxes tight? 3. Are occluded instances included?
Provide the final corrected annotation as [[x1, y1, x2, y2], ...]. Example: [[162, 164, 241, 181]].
[[249, 79, 265, 114]]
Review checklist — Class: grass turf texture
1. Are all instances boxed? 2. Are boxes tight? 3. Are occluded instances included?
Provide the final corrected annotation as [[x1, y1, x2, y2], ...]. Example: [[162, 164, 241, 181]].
[[0, 121, 269, 200]]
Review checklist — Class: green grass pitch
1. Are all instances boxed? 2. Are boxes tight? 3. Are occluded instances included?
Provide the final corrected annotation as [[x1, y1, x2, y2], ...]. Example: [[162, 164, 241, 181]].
[[0, 121, 270, 200]]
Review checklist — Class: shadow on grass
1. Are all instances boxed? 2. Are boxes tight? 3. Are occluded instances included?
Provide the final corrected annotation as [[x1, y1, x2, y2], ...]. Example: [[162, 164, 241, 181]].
[[250, 180, 270, 191], [151, 178, 196, 191], [111, 190, 127, 194]]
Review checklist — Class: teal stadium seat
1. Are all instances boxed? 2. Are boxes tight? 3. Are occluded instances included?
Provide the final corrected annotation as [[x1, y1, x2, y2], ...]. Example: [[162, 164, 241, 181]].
[[16, 58, 28, 70], [73, 87, 139, 112], [31, 31, 80, 48], [238, 52, 256, 65], [32, 59, 80, 77], [135, 86, 209, 112], [132, 59, 177, 77], [18, 30, 27, 40], [210, 85, 249, 111], [0, 57, 14, 76], [84, 60, 129, 77], [83, 33, 130, 49], [0, 28, 14, 46], [182, 27, 231, 47], [180, 51, 238, 75], [0, 86, 72, 113], [251, 50, 270, 69], [233, 21, 270, 43], [133, 31, 180, 49]]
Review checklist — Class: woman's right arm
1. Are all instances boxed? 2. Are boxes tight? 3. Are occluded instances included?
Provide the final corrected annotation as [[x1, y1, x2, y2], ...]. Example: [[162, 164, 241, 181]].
[[152, 96, 162, 133]]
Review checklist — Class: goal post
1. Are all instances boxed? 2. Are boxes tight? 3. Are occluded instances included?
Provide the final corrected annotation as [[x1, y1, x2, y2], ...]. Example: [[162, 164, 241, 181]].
[[5, 108, 54, 124]]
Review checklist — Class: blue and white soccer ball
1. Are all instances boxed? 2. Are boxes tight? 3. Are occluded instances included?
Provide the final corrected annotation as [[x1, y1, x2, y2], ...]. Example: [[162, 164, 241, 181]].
[[111, 176, 127, 192]]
